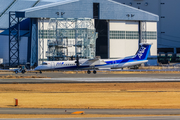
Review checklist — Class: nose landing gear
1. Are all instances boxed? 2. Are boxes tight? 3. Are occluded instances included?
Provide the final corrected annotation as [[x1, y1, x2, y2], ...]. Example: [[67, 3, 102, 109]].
[[87, 70, 91, 74]]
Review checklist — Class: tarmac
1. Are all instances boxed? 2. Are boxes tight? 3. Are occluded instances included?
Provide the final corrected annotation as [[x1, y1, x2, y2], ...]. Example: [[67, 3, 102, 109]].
[[0, 116, 180, 120], [1, 72, 180, 83], [1, 71, 180, 120], [1, 116, 180, 120], [1, 108, 180, 115]]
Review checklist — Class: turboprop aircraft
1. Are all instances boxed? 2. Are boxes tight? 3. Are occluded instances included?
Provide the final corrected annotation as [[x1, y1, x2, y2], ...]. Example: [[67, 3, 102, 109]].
[[35, 43, 152, 74]]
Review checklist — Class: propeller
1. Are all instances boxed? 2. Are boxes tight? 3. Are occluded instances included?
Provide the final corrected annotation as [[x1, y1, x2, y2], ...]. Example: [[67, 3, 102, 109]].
[[75, 55, 79, 69]]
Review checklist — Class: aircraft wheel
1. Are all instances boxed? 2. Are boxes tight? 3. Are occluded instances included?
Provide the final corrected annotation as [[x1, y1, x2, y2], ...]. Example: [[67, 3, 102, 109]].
[[93, 70, 96, 74], [22, 70, 25, 74], [40, 71, 42, 74], [87, 70, 91, 74], [15, 71, 18, 74]]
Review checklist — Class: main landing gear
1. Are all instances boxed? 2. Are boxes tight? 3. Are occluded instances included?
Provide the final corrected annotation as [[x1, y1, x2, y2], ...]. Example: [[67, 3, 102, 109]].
[[87, 70, 96, 74], [36, 71, 42, 74]]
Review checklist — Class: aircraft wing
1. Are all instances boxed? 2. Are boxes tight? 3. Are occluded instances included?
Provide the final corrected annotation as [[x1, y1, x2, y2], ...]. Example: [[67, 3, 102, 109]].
[[80, 58, 106, 66]]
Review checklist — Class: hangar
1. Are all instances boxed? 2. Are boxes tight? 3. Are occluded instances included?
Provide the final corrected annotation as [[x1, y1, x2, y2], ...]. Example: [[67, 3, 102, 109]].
[[114, 0, 180, 63], [0, 0, 158, 68]]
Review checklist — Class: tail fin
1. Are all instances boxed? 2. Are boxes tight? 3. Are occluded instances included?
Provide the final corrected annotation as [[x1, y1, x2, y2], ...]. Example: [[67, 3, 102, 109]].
[[133, 43, 152, 60]]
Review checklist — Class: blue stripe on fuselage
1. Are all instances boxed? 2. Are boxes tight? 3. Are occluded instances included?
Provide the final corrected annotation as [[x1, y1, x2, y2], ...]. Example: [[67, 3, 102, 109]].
[[95, 58, 137, 67], [105, 58, 134, 64]]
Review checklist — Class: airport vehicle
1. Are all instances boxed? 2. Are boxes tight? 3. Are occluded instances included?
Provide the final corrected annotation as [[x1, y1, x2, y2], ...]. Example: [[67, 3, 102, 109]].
[[35, 43, 152, 74], [14, 65, 26, 74]]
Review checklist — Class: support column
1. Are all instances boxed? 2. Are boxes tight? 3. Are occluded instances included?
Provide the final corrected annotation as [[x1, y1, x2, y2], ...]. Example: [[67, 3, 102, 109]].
[[174, 48, 177, 54], [75, 18, 78, 58], [141, 21, 147, 43], [30, 18, 38, 68], [138, 21, 141, 45], [38, 18, 45, 65], [107, 20, 110, 59]]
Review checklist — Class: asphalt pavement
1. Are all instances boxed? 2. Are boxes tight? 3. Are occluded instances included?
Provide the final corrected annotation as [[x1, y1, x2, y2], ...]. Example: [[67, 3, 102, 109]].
[[1, 108, 180, 115], [1, 72, 180, 83], [1, 72, 180, 119], [1, 116, 180, 120]]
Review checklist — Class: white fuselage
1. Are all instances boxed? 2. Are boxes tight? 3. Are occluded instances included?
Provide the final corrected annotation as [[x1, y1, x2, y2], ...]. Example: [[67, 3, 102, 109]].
[[34, 59, 148, 71], [35, 43, 152, 71]]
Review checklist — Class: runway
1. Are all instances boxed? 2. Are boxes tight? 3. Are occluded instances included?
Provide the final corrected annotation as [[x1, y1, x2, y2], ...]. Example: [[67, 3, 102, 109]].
[[38, 77, 180, 82], [1, 73, 180, 120], [1, 108, 180, 115], [1, 116, 180, 120], [1, 72, 180, 83]]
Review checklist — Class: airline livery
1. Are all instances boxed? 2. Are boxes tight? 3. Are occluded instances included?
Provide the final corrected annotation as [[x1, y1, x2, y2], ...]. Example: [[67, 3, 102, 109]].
[[35, 43, 152, 74]]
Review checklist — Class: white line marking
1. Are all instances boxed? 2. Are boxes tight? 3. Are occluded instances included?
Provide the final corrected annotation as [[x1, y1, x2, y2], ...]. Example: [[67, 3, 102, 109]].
[[33, 77, 180, 82]]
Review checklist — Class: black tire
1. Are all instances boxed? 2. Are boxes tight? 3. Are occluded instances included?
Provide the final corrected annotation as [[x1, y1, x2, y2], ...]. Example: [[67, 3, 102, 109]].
[[22, 70, 25, 74], [93, 70, 96, 74], [87, 70, 91, 74], [40, 71, 42, 74]]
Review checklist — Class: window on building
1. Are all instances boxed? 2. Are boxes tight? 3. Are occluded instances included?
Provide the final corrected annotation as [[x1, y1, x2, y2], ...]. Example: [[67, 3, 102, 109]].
[[176, 48, 180, 53], [158, 48, 174, 53], [93, 3, 99, 19]]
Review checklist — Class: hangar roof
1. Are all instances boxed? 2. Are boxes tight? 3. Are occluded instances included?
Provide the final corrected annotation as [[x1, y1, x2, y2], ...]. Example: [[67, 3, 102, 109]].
[[0, 0, 60, 29], [18, 0, 159, 22]]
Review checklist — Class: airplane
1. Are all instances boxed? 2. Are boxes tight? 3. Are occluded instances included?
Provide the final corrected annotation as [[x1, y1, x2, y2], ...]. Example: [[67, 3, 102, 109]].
[[34, 43, 152, 74]]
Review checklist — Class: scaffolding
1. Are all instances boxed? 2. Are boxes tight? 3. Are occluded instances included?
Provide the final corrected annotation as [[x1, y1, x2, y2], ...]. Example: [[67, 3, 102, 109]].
[[9, 11, 20, 67], [46, 18, 97, 61], [46, 37, 68, 61]]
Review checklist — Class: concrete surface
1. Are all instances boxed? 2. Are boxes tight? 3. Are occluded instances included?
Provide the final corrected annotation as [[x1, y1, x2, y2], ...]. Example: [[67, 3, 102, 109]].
[[1, 108, 180, 115], [1, 72, 180, 83], [1, 116, 180, 120]]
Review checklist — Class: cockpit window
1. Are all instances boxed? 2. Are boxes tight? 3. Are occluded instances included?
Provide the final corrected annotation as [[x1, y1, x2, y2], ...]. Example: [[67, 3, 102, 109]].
[[42, 63, 48, 65]]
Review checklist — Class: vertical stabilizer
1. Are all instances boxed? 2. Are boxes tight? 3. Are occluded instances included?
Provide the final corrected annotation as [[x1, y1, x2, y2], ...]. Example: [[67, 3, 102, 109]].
[[133, 43, 152, 60]]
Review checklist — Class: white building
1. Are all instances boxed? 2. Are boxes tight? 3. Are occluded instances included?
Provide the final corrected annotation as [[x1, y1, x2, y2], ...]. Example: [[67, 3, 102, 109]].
[[115, 0, 180, 54], [0, 0, 158, 67]]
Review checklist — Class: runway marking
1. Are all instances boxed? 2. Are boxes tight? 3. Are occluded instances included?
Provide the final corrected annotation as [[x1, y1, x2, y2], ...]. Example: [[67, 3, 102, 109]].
[[33, 77, 180, 82]]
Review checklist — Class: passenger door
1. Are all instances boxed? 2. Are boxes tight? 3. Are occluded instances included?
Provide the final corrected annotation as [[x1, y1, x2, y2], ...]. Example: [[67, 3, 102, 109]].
[[113, 61, 116, 68], [51, 62, 55, 69]]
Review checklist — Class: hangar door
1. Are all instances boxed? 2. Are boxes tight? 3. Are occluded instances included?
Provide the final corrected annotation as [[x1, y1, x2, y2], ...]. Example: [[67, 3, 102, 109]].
[[109, 21, 139, 58]]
